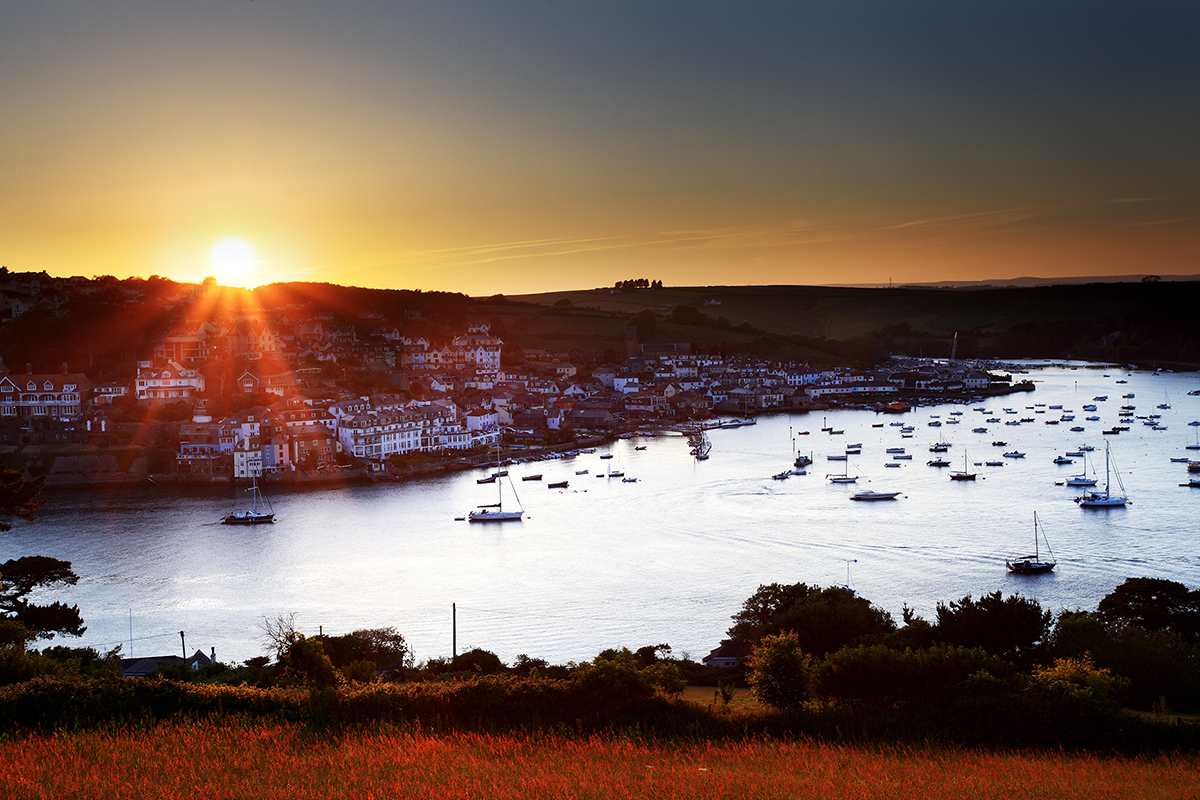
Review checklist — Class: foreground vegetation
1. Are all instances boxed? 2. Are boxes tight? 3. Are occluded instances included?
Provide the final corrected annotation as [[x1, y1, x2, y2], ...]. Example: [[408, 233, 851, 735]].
[[2, 720, 1197, 800], [4, 553, 1199, 799], [3, 577, 1199, 752]]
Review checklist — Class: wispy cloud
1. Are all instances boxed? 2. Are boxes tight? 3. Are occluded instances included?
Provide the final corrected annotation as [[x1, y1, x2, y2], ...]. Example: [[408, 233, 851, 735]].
[[338, 221, 850, 275], [879, 206, 1051, 231], [1119, 217, 1191, 227]]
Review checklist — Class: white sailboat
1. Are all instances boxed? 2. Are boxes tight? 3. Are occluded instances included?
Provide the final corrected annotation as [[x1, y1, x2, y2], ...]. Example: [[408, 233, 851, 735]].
[[1064, 452, 1098, 487], [469, 448, 524, 522], [827, 458, 858, 483], [1075, 442, 1128, 508]]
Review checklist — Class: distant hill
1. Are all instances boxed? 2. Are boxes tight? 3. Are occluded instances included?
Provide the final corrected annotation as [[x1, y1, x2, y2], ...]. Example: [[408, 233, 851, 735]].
[[507, 281, 1199, 365], [841, 274, 1200, 289], [2, 274, 1191, 376], [511, 282, 1190, 339]]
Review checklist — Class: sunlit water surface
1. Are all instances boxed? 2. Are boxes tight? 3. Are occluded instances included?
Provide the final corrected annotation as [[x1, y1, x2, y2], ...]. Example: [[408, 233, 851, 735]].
[[7, 362, 1198, 665]]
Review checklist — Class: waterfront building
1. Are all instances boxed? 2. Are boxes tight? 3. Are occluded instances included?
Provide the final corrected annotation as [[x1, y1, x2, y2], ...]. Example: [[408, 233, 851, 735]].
[[0, 365, 92, 421]]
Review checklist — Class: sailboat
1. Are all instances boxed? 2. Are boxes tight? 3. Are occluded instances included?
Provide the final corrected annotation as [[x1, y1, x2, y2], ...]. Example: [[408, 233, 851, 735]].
[[1064, 452, 1098, 487], [1075, 442, 1128, 508], [827, 459, 858, 483], [221, 475, 275, 525], [790, 426, 813, 469], [1006, 512, 1056, 574], [469, 447, 524, 522], [949, 451, 976, 481]]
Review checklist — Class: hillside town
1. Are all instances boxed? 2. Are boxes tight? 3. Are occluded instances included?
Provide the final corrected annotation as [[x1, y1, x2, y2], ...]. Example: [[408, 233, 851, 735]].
[[0, 271, 1028, 485]]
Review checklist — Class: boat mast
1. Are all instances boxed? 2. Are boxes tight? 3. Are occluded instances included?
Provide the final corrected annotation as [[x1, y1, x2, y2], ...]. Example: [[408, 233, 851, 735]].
[[1104, 441, 1113, 496], [1033, 512, 1039, 560]]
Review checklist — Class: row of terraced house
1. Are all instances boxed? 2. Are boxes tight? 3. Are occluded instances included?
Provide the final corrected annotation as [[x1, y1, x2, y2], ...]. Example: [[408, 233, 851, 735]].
[[178, 396, 498, 477]]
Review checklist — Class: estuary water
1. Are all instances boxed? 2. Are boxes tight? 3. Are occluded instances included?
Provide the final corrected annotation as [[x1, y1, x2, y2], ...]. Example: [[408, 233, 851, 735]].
[[6, 362, 1199, 666]]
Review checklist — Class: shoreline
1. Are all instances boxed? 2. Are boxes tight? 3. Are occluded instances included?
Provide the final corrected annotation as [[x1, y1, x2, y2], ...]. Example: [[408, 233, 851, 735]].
[[26, 382, 1044, 492]]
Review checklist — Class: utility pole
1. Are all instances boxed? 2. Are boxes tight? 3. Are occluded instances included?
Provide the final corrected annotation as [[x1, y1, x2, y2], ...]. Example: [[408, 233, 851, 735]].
[[452, 603, 457, 658], [180, 630, 186, 659]]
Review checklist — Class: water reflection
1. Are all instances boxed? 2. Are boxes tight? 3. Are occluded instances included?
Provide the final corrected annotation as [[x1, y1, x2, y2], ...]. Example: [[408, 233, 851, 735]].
[[6, 362, 1197, 665]]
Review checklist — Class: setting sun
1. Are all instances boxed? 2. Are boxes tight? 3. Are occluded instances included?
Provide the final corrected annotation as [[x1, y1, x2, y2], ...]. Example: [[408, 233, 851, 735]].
[[210, 238, 258, 286]]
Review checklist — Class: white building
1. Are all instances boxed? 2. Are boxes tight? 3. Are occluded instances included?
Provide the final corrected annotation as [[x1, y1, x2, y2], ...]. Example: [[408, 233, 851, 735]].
[[136, 360, 205, 401], [336, 411, 423, 462]]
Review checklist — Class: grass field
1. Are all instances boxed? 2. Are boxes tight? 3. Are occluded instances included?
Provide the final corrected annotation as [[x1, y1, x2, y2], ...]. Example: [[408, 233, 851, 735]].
[[680, 683, 766, 712], [2, 721, 1197, 799]]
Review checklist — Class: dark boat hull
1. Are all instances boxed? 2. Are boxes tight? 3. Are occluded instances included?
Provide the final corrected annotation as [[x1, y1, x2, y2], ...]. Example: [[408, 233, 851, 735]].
[[1007, 560, 1054, 574], [221, 513, 275, 525]]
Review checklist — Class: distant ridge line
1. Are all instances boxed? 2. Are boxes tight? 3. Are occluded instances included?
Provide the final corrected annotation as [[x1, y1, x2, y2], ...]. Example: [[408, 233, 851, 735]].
[[833, 274, 1200, 289]]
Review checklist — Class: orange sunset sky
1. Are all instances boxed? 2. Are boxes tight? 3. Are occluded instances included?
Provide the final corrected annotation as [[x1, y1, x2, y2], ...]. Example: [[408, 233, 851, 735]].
[[2, 2, 1196, 295]]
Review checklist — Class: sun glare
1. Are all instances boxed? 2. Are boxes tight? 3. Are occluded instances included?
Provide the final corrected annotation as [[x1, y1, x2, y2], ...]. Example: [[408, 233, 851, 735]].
[[210, 238, 258, 285]]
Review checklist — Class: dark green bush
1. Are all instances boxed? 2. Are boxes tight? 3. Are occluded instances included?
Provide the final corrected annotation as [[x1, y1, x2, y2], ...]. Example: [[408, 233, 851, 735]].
[[812, 644, 1016, 708]]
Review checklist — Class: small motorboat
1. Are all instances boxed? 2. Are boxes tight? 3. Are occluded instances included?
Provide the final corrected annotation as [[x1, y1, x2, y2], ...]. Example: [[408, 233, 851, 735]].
[[850, 490, 901, 501]]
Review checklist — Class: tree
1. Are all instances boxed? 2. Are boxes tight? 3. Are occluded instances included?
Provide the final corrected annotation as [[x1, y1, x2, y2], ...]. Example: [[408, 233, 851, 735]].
[[512, 653, 549, 676], [259, 613, 340, 687], [812, 644, 1014, 708], [0, 469, 83, 641], [635, 643, 672, 666], [745, 631, 811, 711], [283, 635, 341, 688], [320, 627, 412, 675], [727, 582, 895, 657], [451, 647, 506, 675], [0, 556, 86, 639], [1049, 608, 1200, 711], [1030, 653, 1128, 715], [1098, 578, 1200, 643], [728, 583, 820, 644], [934, 591, 1050, 664], [630, 309, 657, 340], [0, 467, 46, 532], [1048, 610, 1111, 659]]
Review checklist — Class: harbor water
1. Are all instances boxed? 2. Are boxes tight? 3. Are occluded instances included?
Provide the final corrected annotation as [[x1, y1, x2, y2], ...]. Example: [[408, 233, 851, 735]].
[[6, 361, 1199, 665]]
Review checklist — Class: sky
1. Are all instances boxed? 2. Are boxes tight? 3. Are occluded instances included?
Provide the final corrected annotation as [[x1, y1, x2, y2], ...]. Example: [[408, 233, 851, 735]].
[[2, 1, 1197, 295]]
